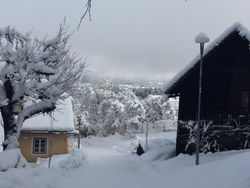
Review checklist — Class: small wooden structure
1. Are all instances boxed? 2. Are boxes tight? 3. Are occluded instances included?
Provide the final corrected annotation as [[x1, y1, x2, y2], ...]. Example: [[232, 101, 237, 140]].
[[19, 98, 75, 162], [19, 132, 69, 162], [165, 23, 250, 154]]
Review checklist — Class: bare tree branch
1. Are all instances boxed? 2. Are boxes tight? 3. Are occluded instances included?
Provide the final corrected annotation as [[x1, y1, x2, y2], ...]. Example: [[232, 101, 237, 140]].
[[77, 0, 92, 30]]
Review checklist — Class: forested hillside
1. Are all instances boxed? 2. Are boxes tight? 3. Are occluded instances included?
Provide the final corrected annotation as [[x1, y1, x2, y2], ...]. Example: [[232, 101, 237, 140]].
[[72, 79, 178, 137]]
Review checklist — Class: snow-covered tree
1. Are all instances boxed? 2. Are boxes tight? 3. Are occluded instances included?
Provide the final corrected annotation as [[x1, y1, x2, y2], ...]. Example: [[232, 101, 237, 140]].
[[73, 81, 126, 135], [144, 95, 163, 123], [0, 23, 85, 149]]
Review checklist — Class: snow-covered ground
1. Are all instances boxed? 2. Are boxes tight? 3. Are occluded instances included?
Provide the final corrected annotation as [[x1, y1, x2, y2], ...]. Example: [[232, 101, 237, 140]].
[[1, 132, 250, 188]]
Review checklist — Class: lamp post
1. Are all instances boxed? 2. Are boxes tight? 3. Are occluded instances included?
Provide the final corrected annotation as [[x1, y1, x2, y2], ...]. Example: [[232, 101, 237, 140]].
[[195, 33, 209, 165]]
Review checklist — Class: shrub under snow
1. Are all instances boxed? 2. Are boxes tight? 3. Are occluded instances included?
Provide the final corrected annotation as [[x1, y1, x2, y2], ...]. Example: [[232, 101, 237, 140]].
[[55, 148, 86, 170], [37, 148, 86, 171]]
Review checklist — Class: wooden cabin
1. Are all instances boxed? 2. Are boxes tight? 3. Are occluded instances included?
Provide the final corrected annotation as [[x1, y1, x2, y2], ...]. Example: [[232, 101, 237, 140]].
[[165, 23, 250, 154], [19, 98, 75, 162]]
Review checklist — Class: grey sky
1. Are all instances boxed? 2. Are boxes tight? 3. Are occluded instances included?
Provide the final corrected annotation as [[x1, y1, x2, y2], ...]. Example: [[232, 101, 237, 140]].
[[1, 0, 250, 81]]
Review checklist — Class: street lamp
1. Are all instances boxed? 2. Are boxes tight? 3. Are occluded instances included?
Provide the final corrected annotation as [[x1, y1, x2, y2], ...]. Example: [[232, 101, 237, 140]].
[[195, 33, 209, 165]]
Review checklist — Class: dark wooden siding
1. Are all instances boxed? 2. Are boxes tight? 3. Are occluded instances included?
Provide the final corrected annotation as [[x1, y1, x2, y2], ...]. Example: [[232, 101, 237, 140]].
[[172, 32, 250, 122]]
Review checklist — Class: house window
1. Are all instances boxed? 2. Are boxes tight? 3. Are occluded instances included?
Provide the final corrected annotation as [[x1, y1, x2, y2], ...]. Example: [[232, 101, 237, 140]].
[[32, 137, 47, 154], [241, 90, 249, 113]]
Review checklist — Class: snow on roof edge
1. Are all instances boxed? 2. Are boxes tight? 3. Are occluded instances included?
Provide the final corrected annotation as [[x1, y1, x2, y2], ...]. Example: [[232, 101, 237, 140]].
[[165, 22, 250, 94], [22, 97, 75, 132]]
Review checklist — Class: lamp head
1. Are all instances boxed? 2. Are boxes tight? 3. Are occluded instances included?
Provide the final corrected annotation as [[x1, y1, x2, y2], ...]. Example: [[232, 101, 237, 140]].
[[195, 33, 210, 44]]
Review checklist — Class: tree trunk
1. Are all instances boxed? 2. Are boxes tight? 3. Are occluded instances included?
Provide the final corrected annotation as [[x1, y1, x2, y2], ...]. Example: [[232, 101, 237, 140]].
[[1, 103, 17, 150]]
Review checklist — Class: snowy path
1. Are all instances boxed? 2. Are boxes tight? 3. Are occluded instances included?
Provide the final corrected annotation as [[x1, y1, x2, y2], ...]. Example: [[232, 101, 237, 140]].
[[58, 148, 166, 188], [58, 133, 176, 188]]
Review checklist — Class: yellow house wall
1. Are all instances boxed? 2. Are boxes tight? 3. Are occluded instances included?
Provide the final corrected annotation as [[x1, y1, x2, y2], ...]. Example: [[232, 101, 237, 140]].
[[19, 132, 68, 162]]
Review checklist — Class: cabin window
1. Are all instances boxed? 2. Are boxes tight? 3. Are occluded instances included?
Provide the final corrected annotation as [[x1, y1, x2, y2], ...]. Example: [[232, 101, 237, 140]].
[[241, 90, 249, 113], [32, 137, 48, 154]]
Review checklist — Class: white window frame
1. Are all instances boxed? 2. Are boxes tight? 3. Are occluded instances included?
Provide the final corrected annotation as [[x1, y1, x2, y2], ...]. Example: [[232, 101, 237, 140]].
[[32, 137, 48, 155]]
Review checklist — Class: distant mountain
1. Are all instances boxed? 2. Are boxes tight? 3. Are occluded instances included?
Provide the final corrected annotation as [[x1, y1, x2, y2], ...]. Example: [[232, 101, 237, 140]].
[[80, 72, 167, 88]]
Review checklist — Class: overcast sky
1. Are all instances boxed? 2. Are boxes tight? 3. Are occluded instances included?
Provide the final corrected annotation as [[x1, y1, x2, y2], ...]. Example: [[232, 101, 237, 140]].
[[1, 0, 250, 81]]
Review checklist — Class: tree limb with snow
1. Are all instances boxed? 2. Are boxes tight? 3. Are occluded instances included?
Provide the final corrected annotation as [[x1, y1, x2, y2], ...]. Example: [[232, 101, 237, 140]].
[[0, 22, 86, 149]]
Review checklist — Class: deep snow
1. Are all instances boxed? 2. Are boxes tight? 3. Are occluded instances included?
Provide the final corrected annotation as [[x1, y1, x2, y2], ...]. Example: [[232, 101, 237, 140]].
[[1, 132, 250, 188]]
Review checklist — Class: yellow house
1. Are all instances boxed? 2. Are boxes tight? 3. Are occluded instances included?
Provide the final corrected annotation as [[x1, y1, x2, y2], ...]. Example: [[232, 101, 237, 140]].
[[19, 98, 75, 162]]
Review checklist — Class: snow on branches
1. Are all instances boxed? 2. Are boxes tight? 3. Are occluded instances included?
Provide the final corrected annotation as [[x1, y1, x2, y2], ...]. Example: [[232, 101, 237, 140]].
[[0, 23, 85, 149]]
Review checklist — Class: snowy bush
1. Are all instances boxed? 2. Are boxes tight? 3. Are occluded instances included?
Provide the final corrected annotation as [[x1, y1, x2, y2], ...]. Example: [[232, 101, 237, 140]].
[[178, 120, 250, 154], [0, 149, 27, 171], [201, 124, 250, 153]]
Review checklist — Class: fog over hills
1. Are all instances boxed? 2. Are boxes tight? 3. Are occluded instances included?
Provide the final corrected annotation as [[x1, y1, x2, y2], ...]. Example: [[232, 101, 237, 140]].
[[80, 71, 168, 87]]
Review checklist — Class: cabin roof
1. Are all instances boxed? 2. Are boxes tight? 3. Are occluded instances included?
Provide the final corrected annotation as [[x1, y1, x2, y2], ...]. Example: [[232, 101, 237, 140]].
[[22, 97, 75, 132], [165, 22, 250, 95]]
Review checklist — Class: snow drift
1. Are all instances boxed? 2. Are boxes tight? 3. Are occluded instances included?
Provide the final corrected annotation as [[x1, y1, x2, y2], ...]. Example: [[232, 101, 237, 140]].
[[0, 149, 27, 171]]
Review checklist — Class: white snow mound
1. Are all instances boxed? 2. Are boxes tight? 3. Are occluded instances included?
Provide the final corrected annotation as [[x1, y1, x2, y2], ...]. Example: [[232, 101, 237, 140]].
[[37, 148, 86, 171], [55, 148, 86, 170], [0, 149, 27, 171]]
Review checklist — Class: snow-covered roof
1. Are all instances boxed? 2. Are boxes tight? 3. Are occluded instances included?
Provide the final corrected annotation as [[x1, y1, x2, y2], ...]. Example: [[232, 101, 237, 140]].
[[165, 22, 250, 94], [22, 97, 75, 132]]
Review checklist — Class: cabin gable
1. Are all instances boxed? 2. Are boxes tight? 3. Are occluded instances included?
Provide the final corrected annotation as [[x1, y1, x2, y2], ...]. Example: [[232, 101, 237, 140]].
[[168, 31, 250, 121]]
